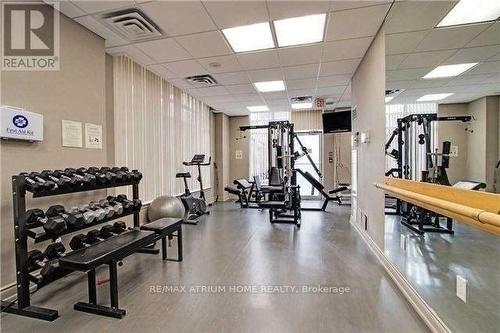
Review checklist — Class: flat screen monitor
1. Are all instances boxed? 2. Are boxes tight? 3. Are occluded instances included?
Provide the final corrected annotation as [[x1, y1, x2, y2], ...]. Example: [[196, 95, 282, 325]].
[[322, 111, 351, 133]]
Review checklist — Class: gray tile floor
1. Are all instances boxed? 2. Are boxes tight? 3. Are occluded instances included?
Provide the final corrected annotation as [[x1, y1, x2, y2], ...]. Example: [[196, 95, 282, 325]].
[[385, 215, 500, 333], [1, 203, 428, 332]]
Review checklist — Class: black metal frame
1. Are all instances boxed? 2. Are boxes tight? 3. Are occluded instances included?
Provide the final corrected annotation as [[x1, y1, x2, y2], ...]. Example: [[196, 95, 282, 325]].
[[0, 175, 141, 321]]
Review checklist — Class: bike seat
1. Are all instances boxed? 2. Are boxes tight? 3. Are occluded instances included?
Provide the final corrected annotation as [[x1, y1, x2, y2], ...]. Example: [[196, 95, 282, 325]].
[[176, 172, 191, 178]]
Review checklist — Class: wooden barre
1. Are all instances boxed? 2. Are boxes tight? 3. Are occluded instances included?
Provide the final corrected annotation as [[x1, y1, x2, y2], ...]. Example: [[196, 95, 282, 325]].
[[374, 181, 500, 236]]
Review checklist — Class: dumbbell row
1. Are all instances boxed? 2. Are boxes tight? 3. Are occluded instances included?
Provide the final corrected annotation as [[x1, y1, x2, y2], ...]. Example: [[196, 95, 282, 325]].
[[25, 195, 141, 236], [20, 167, 142, 193], [69, 222, 127, 250]]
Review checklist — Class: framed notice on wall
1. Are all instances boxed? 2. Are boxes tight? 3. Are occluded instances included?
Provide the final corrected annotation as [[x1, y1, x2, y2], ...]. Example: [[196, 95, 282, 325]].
[[62, 120, 82, 148], [85, 123, 102, 149]]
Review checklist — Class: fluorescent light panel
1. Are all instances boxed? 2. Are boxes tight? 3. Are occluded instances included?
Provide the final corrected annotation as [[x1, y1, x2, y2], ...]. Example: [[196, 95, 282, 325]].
[[385, 96, 394, 103], [437, 0, 500, 27], [222, 22, 275, 53], [291, 102, 312, 109], [247, 105, 269, 112], [253, 80, 285, 92], [416, 93, 454, 102], [423, 63, 478, 79], [274, 13, 326, 47]]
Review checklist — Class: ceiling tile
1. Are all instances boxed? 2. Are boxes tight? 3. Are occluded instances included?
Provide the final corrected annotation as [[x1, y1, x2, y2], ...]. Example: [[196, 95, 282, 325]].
[[106, 45, 155, 66], [442, 45, 500, 65], [134, 38, 192, 63], [315, 85, 346, 96], [319, 59, 360, 76], [409, 78, 450, 89], [167, 78, 194, 89], [325, 4, 390, 41], [236, 50, 280, 70], [267, 1, 331, 20], [445, 74, 499, 87], [233, 94, 264, 103], [163, 60, 207, 77], [288, 88, 315, 97], [202, 0, 269, 29], [398, 50, 456, 69], [277, 44, 323, 67], [54, 1, 86, 18], [331, 1, 391, 12], [213, 71, 251, 85], [386, 68, 431, 81], [415, 24, 490, 52], [286, 78, 317, 90], [466, 22, 500, 48], [176, 31, 232, 58], [147, 64, 178, 79], [386, 54, 407, 71], [139, 1, 217, 36], [261, 91, 289, 100], [225, 84, 256, 94], [384, 1, 457, 34], [386, 80, 414, 90], [386, 31, 428, 55], [266, 98, 290, 106], [197, 55, 243, 74], [247, 68, 284, 82], [322, 37, 372, 62], [196, 86, 230, 96], [71, 1, 133, 14], [75, 16, 128, 48], [283, 63, 320, 80], [317, 74, 351, 87]]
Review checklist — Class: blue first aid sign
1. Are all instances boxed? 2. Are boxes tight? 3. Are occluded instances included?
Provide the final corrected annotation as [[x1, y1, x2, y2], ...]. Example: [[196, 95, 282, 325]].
[[1, 105, 44, 141]]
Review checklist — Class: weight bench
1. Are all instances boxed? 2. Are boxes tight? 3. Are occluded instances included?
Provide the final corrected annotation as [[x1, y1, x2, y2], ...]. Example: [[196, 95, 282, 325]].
[[59, 229, 156, 319], [296, 169, 342, 211], [140, 217, 183, 262]]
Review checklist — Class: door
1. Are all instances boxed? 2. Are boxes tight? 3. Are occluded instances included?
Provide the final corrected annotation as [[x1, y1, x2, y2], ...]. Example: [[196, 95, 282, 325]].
[[295, 131, 323, 199]]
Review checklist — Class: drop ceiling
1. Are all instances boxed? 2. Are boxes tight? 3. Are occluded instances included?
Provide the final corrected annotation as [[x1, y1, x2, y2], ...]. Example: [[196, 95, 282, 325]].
[[49, 1, 499, 114], [385, 1, 500, 105]]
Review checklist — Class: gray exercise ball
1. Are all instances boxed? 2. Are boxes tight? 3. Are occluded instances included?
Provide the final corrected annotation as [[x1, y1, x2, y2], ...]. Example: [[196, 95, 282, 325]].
[[148, 196, 186, 222]]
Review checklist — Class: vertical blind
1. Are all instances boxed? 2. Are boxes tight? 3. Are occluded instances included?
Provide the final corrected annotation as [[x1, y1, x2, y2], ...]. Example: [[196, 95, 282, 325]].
[[113, 56, 211, 202], [291, 110, 323, 131]]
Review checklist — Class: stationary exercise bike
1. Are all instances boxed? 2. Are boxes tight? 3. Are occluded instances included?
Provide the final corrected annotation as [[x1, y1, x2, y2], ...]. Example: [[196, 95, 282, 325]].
[[176, 154, 211, 224]]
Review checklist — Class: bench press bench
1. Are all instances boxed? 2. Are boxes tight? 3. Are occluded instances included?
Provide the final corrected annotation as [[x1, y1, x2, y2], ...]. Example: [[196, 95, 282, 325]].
[[59, 218, 183, 319]]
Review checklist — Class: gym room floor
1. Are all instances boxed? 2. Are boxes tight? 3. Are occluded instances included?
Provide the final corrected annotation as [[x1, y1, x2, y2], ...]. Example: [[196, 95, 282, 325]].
[[385, 216, 500, 332], [1, 203, 428, 333]]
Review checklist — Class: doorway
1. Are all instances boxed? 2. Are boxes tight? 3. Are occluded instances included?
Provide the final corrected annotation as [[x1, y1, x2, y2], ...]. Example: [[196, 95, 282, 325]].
[[295, 131, 323, 199]]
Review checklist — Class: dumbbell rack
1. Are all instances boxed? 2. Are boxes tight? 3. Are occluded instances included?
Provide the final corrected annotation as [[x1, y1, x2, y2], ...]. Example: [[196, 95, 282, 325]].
[[0, 173, 141, 321]]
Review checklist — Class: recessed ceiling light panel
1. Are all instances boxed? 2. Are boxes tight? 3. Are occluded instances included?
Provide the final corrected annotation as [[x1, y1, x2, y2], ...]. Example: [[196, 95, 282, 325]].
[[416, 93, 454, 102], [222, 22, 275, 53], [437, 0, 500, 27], [422, 63, 478, 79], [247, 105, 269, 112], [253, 80, 286, 92], [274, 13, 326, 47], [385, 96, 394, 103], [291, 102, 313, 109]]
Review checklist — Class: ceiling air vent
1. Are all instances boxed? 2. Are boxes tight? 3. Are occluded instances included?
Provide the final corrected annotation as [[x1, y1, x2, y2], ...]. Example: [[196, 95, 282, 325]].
[[290, 96, 312, 103], [385, 89, 404, 97], [185, 74, 218, 88], [101, 8, 162, 42]]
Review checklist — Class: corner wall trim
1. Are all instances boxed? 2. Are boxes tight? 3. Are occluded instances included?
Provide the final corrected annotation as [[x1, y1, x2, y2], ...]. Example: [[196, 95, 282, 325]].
[[350, 219, 451, 333]]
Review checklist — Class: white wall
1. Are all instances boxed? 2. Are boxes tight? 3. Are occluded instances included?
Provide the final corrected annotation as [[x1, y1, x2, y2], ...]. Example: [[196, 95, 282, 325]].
[[351, 28, 386, 248]]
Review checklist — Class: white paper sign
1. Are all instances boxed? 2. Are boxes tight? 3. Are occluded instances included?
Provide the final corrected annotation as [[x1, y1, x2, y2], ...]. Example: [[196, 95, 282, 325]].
[[62, 120, 82, 148], [0, 105, 44, 141], [85, 123, 102, 149]]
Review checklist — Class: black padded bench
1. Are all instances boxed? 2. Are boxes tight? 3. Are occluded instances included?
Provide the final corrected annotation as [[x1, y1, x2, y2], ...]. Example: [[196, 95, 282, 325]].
[[258, 201, 287, 209], [59, 229, 156, 318], [140, 217, 183, 262]]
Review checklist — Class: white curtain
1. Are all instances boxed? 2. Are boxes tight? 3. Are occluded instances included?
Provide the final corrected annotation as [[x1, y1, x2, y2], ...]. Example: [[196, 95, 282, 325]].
[[249, 112, 290, 180], [385, 102, 438, 179], [113, 56, 211, 202]]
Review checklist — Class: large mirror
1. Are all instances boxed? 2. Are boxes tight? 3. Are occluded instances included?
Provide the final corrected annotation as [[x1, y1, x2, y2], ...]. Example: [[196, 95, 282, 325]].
[[383, 1, 499, 332]]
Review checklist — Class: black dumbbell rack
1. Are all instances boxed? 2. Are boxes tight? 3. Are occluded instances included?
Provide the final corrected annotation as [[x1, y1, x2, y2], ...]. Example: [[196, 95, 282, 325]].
[[0, 173, 141, 321]]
